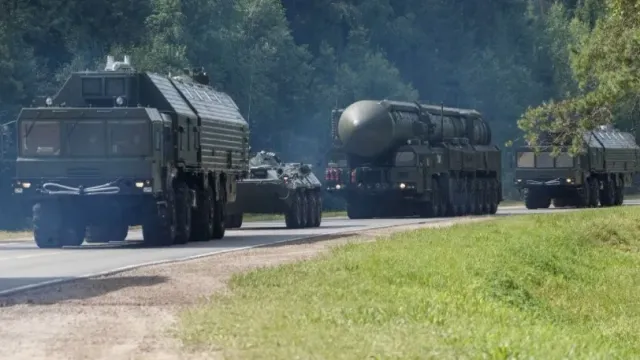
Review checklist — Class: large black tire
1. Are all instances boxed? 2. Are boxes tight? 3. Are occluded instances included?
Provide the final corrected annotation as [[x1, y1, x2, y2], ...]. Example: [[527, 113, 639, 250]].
[[173, 182, 192, 245], [430, 179, 441, 217], [190, 187, 213, 242], [234, 213, 243, 228], [614, 185, 624, 206], [313, 192, 322, 227], [479, 178, 489, 214], [299, 191, 309, 228], [600, 177, 615, 206], [285, 192, 303, 227], [225, 213, 243, 229], [473, 179, 483, 215], [86, 223, 128, 243], [488, 179, 499, 215], [33, 202, 85, 248], [306, 192, 317, 227], [212, 187, 226, 240], [589, 178, 600, 207], [142, 190, 177, 247], [613, 177, 624, 206], [552, 198, 567, 208]]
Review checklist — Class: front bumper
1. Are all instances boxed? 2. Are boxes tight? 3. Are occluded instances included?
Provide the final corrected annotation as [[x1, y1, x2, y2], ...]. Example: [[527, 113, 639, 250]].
[[514, 177, 578, 188], [326, 181, 418, 196], [13, 177, 156, 197]]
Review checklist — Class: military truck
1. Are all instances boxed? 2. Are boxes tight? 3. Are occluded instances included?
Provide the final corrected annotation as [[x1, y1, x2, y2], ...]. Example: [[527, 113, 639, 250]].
[[325, 100, 502, 218], [513, 125, 640, 209], [12, 55, 250, 248], [225, 150, 322, 229]]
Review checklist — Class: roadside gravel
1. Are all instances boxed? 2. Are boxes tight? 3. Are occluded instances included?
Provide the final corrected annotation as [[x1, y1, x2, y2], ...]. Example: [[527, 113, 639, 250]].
[[0, 216, 492, 360]]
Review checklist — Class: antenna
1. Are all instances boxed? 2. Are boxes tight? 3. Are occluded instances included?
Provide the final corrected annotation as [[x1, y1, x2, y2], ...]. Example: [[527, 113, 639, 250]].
[[440, 101, 444, 141]]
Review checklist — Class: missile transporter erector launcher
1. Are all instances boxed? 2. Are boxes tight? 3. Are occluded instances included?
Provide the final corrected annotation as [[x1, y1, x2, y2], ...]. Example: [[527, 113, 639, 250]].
[[225, 151, 323, 229], [13, 55, 249, 248], [513, 125, 640, 209], [325, 100, 502, 219]]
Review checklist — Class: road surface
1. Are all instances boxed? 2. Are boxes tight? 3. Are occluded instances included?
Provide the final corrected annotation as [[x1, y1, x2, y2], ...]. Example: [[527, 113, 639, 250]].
[[0, 202, 636, 296]]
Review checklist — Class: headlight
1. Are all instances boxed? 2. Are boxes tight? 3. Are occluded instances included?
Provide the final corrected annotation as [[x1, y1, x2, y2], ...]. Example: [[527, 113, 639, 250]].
[[566, 178, 572, 183], [135, 181, 144, 188], [399, 183, 406, 189], [21, 182, 31, 188], [116, 96, 124, 106], [45, 97, 53, 106]]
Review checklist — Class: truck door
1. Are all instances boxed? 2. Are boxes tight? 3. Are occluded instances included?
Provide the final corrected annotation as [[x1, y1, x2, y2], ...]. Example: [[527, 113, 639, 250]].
[[160, 113, 173, 164]]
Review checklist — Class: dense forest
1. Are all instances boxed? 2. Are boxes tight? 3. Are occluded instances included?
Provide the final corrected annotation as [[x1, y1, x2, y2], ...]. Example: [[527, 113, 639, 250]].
[[0, 0, 634, 199]]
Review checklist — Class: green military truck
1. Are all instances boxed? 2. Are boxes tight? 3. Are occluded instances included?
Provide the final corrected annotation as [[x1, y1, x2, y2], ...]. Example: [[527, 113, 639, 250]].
[[325, 100, 502, 218], [513, 125, 640, 209], [12, 55, 250, 248]]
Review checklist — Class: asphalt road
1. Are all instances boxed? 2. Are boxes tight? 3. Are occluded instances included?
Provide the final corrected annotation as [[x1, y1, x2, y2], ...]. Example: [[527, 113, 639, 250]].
[[0, 202, 637, 296]]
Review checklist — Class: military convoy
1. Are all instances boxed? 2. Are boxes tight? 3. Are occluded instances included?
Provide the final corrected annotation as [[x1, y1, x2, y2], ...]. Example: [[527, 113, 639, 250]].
[[225, 151, 322, 229], [10, 55, 250, 248], [2, 55, 640, 248], [324, 100, 503, 218], [513, 125, 640, 209]]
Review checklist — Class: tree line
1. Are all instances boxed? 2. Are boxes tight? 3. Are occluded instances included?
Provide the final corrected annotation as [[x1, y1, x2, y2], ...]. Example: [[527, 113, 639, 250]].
[[0, 0, 630, 199]]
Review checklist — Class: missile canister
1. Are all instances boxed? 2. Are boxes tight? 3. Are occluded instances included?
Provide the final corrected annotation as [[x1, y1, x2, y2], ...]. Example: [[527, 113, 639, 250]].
[[337, 100, 492, 158]]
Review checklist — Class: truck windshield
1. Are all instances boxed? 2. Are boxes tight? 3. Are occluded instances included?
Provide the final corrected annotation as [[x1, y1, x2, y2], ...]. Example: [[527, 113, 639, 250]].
[[66, 121, 106, 156], [21, 121, 61, 156], [516, 152, 534, 167], [394, 151, 416, 166], [517, 151, 574, 168], [108, 120, 149, 156]]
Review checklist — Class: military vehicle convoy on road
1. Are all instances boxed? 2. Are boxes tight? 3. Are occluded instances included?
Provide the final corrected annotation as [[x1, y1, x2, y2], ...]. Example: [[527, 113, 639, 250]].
[[513, 125, 640, 209], [225, 150, 322, 229], [12, 55, 249, 248], [324, 99, 502, 219]]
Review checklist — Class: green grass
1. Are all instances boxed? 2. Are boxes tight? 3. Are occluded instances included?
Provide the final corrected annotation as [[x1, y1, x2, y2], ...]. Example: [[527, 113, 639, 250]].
[[179, 206, 640, 359]]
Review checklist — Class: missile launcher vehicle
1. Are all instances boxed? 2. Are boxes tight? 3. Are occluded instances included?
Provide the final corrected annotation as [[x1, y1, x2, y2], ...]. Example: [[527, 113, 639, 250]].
[[12, 55, 249, 248], [325, 99, 502, 219], [513, 125, 640, 209], [225, 151, 322, 229]]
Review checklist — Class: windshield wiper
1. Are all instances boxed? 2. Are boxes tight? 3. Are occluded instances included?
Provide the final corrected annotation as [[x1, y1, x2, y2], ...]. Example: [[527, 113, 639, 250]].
[[66, 120, 80, 140], [24, 122, 35, 138]]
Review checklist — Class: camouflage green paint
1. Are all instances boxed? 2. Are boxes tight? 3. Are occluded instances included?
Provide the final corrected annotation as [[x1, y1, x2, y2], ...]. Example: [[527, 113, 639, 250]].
[[326, 99, 502, 219], [513, 125, 640, 209]]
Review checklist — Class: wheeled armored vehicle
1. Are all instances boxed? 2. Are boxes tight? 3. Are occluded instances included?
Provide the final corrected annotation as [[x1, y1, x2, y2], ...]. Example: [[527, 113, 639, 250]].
[[226, 151, 322, 229]]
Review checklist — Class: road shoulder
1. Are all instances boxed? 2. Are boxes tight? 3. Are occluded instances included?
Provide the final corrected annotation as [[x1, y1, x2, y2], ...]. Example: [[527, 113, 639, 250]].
[[0, 216, 492, 360]]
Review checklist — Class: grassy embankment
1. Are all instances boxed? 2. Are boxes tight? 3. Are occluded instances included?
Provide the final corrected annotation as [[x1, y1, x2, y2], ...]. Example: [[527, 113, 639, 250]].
[[180, 206, 640, 358], [0, 211, 348, 241]]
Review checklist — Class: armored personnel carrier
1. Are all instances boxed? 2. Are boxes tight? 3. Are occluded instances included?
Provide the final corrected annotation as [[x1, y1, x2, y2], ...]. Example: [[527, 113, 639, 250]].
[[325, 100, 502, 219], [226, 151, 322, 229], [12, 55, 249, 248], [513, 125, 640, 209]]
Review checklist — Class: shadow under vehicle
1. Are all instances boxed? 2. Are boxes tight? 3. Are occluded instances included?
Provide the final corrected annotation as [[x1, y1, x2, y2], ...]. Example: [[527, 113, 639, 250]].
[[513, 125, 640, 209], [225, 151, 322, 229], [324, 100, 502, 219], [12, 55, 249, 248]]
